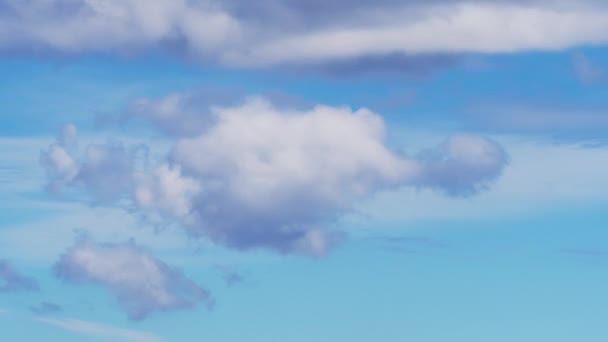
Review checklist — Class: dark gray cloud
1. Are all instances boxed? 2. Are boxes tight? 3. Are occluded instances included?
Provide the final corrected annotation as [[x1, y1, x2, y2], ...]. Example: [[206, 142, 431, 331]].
[[0, 259, 39, 292], [30, 301, 63, 315], [55, 239, 213, 320]]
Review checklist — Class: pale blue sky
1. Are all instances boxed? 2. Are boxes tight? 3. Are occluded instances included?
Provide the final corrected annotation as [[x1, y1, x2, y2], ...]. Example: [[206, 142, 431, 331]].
[[2, 1, 608, 341]]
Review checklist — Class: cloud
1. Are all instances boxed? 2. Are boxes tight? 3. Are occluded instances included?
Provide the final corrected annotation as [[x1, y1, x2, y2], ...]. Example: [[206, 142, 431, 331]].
[[40, 124, 148, 202], [2, 0, 608, 74], [29, 301, 63, 315], [417, 134, 508, 196], [232, 2, 608, 67], [0, 259, 39, 292], [54, 240, 213, 320], [41, 96, 507, 255], [123, 89, 241, 137], [37, 317, 163, 342]]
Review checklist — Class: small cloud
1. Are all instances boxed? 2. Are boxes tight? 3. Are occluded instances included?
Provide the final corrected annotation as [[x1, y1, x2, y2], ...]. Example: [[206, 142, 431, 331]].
[[41, 98, 507, 256], [0, 259, 39, 292], [29, 301, 63, 315], [54, 240, 213, 320]]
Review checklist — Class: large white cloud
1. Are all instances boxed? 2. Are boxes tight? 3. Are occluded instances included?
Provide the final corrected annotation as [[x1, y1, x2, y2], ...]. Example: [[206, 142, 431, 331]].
[[2, 0, 608, 69], [55, 239, 213, 320], [42, 96, 507, 255]]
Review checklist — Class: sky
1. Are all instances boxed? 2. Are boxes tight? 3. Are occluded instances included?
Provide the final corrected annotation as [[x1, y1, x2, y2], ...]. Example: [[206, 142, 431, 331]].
[[1, 0, 608, 341]]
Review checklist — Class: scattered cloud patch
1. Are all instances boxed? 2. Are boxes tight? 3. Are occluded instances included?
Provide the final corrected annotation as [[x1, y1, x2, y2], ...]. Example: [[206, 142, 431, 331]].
[[40, 124, 148, 202], [55, 240, 213, 320], [0, 259, 39, 292]]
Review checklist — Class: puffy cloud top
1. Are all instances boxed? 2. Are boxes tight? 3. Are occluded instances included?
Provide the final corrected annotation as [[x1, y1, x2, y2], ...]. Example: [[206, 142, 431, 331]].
[[42, 96, 508, 255]]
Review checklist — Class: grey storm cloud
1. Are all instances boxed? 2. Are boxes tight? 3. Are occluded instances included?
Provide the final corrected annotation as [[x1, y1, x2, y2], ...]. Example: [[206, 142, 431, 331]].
[[0, 259, 39, 292], [55, 239, 213, 320], [41, 95, 508, 256], [2, 0, 608, 75]]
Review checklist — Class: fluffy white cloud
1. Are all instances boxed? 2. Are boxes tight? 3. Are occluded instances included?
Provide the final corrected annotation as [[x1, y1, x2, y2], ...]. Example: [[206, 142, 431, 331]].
[[41, 97, 507, 255], [55, 240, 212, 320], [2, 1, 608, 68]]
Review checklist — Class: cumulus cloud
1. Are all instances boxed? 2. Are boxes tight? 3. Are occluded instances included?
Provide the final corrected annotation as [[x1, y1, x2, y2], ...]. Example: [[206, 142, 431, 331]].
[[42, 96, 507, 255], [0, 259, 39, 292], [40, 124, 147, 202], [2, 0, 608, 73], [55, 240, 213, 320]]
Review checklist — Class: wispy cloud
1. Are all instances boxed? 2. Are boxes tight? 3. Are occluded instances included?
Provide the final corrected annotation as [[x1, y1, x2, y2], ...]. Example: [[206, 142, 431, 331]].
[[37, 317, 163, 342], [0, 259, 39, 292]]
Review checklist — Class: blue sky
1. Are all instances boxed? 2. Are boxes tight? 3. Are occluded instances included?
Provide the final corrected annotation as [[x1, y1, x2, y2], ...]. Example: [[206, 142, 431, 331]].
[[2, 1, 608, 341]]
